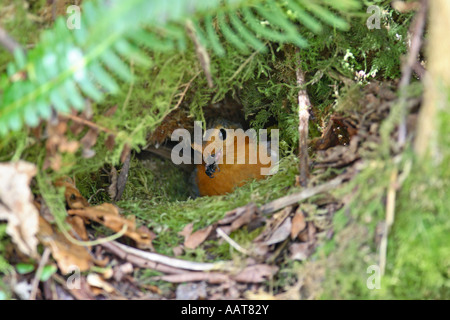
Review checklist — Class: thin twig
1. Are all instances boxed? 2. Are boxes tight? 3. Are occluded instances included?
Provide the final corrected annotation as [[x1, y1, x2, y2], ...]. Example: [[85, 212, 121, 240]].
[[29, 247, 51, 300], [114, 151, 131, 201], [61, 220, 128, 247], [101, 241, 231, 272], [261, 173, 349, 215], [223, 175, 347, 218], [152, 272, 230, 284], [296, 49, 311, 187], [60, 113, 116, 135], [216, 227, 250, 256], [379, 168, 398, 276], [174, 70, 201, 109], [121, 59, 134, 112], [228, 49, 261, 83], [88, 188, 105, 203], [51, 273, 95, 300], [412, 61, 426, 79], [397, 0, 428, 146], [186, 20, 214, 88], [0, 26, 23, 54]]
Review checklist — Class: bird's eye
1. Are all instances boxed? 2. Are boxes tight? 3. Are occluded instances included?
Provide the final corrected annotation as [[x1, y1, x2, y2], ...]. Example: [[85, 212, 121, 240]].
[[219, 128, 227, 140]]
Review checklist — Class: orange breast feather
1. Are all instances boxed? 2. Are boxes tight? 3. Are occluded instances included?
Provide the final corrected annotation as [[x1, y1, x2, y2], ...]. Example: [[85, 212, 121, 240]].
[[196, 132, 272, 196]]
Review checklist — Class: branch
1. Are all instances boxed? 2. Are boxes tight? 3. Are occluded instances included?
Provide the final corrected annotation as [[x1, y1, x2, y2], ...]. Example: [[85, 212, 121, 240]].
[[296, 49, 311, 187], [397, 0, 429, 146], [60, 113, 116, 135], [29, 247, 51, 300], [260, 174, 349, 215], [186, 20, 214, 88], [101, 241, 230, 272], [0, 26, 23, 54]]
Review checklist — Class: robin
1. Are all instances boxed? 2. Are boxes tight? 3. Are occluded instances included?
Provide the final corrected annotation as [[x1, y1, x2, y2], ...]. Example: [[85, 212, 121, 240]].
[[192, 121, 278, 196], [143, 120, 278, 197]]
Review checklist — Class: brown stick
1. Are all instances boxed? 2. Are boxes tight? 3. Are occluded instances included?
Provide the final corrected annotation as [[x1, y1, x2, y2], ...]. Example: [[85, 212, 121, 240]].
[[397, 0, 428, 146], [173, 70, 201, 109], [29, 247, 51, 300], [261, 174, 348, 215], [379, 169, 398, 276], [296, 50, 311, 187], [60, 113, 116, 135], [0, 26, 23, 54], [101, 241, 227, 273], [186, 20, 214, 88], [114, 151, 131, 201]]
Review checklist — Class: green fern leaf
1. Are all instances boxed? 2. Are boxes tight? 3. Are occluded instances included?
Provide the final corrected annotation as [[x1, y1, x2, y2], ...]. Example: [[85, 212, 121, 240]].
[[205, 15, 226, 56], [0, 0, 360, 135], [228, 12, 267, 52], [218, 12, 250, 54]]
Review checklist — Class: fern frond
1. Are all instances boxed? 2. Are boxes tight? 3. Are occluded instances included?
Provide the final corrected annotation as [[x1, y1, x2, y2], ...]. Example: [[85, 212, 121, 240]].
[[0, 0, 359, 136]]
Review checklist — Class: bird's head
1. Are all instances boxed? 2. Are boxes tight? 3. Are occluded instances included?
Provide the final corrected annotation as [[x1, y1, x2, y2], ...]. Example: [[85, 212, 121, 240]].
[[192, 121, 244, 178]]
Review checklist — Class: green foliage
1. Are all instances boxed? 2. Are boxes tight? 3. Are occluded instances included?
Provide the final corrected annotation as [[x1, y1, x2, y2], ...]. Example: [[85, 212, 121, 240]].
[[0, 0, 360, 137], [40, 265, 58, 282], [317, 146, 450, 299], [382, 105, 450, 299], [15, 263, 35, 274], [0, 224, 13, 300], [0, 224, 13, 276], [307, 101, 450, 299]]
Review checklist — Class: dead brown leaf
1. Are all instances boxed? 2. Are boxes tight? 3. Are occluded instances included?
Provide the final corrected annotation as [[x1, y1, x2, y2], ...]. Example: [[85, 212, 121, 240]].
[[172, 246, 184, 256], [113, 262, 133, 282], [37, 217, 93, 274], [298, 228, 309, 242], [172, 203, 260, 251], [219, 203, 258, 225], [105, 134, 116, 151], [87, 273, 116, 294], [0, 161, 39, 257], [44, 121, 80, 171], [183, 225, 214, 250], [137, 225, 156, 245], [108, 167, 118, 200], [219, 203, 260, 233], [120, 144, 131, 164], [315, 136, 360, 168], [55, 177, 90, 209], [250, 243, 270, 257], [66, 216, 89, 241], [68, 203, 153, 249], [255, 206, 293, 245], [104, 105, 118, 117], [291, 209, 307, 239], [178, 223, 193, 238], [308, 221, 317, 243], [264, 217, 292, 246], [80, 128, 99, 159], [58, 140, 79, 153]]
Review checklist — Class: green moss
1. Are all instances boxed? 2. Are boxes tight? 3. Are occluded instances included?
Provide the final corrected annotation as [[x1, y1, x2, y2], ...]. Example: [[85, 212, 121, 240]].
[[116, 155, 299, 257], [305, 108, 449, 299]]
